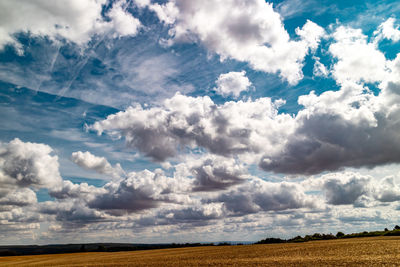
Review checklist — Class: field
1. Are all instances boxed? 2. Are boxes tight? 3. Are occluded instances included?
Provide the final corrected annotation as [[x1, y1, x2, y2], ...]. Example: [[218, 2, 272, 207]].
[[1, 236, 400, 266]]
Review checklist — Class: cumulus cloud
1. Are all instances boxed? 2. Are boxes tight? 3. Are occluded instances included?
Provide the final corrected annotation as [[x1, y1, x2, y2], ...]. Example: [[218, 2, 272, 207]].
[[49, 152, 251, 223], [90, 93, 292, 162], [321, 173, 371, 205], [256, 23, 400, 175], [39, 200, 107, 224], [87, 169, 191, 215], [0, 207, 41, 236], [373, 176, 400, 202], [329, 26, 389, 84], [148, 2, 179, 25], [45, 153, 250, 224], [71, 151, 125, 179], [159, 203, 225, 224], [107, 0, 141, 38], [303, 171, 400, 206], [181, 155, 249, 192], [49, 180, 104, 200], [0, 139, 65, 233], [211, 178, 320, 215], [0, 188, 37, 211], [0, 137, 64, 237], [132, 203, 226, 229], [296, 19, 326, 51], [0, 0, 141, 53], [214, 71, 252, 98], [129, 177, 325, 228], [374, 18, 400, 42], [0, 138, 62, 189], [147, 0, 325, 84], [259, 62, 400, 174]]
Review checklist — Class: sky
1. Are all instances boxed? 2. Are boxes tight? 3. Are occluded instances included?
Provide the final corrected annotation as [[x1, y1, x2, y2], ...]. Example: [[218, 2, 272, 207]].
[[1, 0, 400, 245]]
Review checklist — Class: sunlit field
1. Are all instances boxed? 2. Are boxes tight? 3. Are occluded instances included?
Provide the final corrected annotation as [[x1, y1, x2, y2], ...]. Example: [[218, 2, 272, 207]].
[[1, 236, 400, 266]]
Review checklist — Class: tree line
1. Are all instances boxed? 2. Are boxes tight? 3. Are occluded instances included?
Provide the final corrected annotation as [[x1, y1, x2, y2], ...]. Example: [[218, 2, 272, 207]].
[[256, 225, 400, 244]]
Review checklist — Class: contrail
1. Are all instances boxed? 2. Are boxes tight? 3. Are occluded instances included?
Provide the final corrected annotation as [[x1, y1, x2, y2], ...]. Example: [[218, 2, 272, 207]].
[[55, 52, 89, 100], [34, 44, 61, 94], [49, 44, 61, 73], [55, 0, 133, 101]]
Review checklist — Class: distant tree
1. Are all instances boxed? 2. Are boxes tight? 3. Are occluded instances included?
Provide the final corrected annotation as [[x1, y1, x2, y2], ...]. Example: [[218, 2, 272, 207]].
[[256, 238, 285, 244], [312, 233, 322, 239], [97, 245, 106, 252], [394, 225, 400, 230], [385, 228, 389, 232], [79, 245, 86, 252], [290, 235, 305, 242], [336, 232, 345, 238], [322, 233, 336, 240], [0, 250, 17, 256]]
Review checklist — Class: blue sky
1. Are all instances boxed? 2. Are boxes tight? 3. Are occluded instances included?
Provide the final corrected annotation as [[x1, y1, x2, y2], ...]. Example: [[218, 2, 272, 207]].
[[1, 0, 400, 245]]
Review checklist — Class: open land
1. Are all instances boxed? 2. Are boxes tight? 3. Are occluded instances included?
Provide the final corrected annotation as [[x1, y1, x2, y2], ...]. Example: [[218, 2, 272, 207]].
[[1, 236, 400, 266]]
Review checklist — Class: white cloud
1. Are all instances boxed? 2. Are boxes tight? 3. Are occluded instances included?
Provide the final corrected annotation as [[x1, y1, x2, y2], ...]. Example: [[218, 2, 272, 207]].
[[320, 172, 371, 205], [0, 207, 41, 239], [90, 92, 293, 162], [254, 24, 400, 174], [312, 56, 329, 77], [0, 0, 141, 53], [71, 151, 125, 179], [39, 200, 108, 224], [107, 0, 142, 38], [0, 138, 62, 189], [302, 170, 400, 207], [211, 178, 321, 215], [155, 203, 225, 225], [133, 0, 150, 8], [258, 20, 400, 174], [214, 71, 252, 98], [373, 176, 400, 203], [49, 180, 104, 200], [149, 2, 179, 25], [0, 139, 63, 232], [148, 0, 325, 84], [179, 155, 249, 192], [259, 81, 387, 174], [329, 26, 389, 84], [87, 169, 191, 215], [374, 18, 400, 42], [0, 188, 37, 211], [296, 20, 326, 51]]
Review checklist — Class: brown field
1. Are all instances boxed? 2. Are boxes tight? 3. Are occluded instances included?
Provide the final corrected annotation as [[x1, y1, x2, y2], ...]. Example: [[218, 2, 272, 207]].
[[1, 236, 400, 266]]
